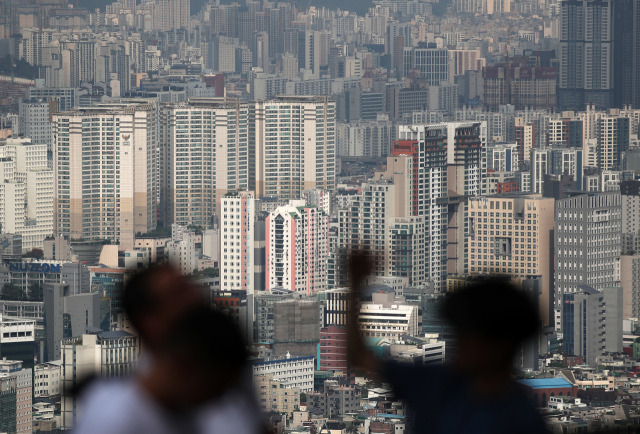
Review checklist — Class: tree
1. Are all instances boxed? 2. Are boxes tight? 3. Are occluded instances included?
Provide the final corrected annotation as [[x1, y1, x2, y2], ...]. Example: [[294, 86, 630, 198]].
[[28, 282, 42, 301], [1, 283, 24, 301], [22, 248, 44, 259]]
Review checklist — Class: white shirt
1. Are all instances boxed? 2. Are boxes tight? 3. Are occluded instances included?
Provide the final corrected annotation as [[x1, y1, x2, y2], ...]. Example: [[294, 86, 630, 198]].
[[73, 379, 264, 434]]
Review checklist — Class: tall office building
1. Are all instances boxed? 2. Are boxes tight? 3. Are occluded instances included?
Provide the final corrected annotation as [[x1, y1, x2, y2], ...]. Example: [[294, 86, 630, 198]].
[[265, 202, 329, 295], [52, 102, 157, 250], [160, 99, 250, 227], [555, 191, 622, 329], [220, 191, 255, 294], [558, 0, 614, 110], [468, 195, 556, 326], [254, 97, 336, 200]]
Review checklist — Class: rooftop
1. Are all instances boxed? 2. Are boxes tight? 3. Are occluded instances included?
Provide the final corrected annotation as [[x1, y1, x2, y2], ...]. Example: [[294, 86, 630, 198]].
[[517, 378, 573, 389]]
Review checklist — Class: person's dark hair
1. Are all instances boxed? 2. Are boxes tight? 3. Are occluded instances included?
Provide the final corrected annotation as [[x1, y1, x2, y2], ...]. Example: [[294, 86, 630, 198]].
[[121, 264, 170, 331], [441, 277, 540, 345], [165, 305, 248, 372]]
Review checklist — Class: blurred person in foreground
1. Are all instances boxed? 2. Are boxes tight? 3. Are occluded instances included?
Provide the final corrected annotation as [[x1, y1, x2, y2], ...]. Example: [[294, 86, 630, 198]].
[[74, 265, 264, 434], [347, 252, 550, 434]]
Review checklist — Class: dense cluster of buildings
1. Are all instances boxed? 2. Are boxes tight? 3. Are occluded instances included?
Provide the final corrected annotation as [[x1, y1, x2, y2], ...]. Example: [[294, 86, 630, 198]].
[[3, 0, 640, 430]]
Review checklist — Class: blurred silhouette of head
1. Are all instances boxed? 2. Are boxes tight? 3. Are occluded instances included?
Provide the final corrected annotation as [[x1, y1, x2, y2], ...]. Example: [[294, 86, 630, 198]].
[[441, 277, 539, 377], [161, 306, 249, 408], [122, 264, 206, 353]]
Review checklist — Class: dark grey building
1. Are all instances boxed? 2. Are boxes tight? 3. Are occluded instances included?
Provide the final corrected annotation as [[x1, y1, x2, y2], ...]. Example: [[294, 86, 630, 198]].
[[562, 285, 622, 366], [558, 0, 614, 110], [44, 283, 101, 362]]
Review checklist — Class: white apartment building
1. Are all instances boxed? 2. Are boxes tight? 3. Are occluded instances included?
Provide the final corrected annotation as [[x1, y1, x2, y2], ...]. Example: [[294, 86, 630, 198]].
[[220, 191, 255, 293], [0, 138, 53, 250], [167, 224, 200, 275], [160, 99, 250, 227], [52, 102, 157, 250], [266, 201, 329, 295], [254, 97, 336, 200], [487, 143, 519, 172], [252, 354, 315, 392], [34, 361, 62, 398], [359, 293, 420, 342]]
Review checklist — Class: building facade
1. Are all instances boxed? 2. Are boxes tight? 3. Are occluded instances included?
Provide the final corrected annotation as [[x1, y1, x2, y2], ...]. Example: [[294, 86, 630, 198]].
[[52, 102, 157, 250]]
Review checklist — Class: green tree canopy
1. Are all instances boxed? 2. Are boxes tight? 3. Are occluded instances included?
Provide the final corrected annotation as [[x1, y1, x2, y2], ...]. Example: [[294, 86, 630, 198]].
[[22, 248, 44, 259], [28, 282, 42, 301], [1, 283, 24, 301]]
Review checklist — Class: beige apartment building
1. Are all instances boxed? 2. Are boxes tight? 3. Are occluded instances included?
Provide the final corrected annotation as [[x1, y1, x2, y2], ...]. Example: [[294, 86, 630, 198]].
[[254, 96, 336, 200], [52, 102, 157, 250]]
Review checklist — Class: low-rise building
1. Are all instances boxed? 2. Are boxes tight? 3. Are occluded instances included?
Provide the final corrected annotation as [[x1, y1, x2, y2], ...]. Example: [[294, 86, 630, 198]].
[[359, 292, 420, 341], [252, 354, 314, 392], [34, 360, 62, 398]]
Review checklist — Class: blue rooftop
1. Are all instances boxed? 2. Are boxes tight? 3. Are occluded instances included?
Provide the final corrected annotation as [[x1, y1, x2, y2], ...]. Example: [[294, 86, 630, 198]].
[[377, 414, 406, 419], [517, 378, 573, 389]]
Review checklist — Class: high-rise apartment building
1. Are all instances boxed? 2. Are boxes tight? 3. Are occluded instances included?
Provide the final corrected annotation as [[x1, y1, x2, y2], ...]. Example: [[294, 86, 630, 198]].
[[265, 202, 329, 295], [220, 191, 255, 293], [0, 138, 53, 250], [254, 97, 336, 200], [597, 114, 629, 170], [335, 155, 430, 288], [612, 0, 640, 108], [547, 118, 584, 148], [515, 117, 535, 163], [531, 148, 584, 194], [160, 99, 250, 227], [483, 61, 557, 111], [468, 195, 556, 326], [395, 122, 486, 280], [555, 191, 622, 329], [52, 102, 157, 250], [558, 0, 614, 110], [153, 0, 190, 31]]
